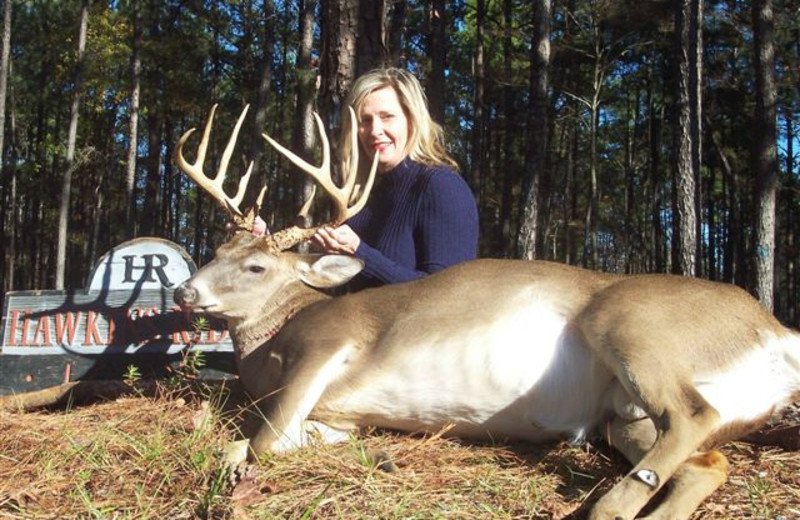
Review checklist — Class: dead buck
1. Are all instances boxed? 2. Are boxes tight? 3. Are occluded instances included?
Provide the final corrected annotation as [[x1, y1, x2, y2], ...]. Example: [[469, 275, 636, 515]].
[[174, 105, 800, 520]]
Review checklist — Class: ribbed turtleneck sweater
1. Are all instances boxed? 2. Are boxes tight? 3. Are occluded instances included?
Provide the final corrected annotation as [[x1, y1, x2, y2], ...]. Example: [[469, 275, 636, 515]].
[[346, 157, 479, 289]]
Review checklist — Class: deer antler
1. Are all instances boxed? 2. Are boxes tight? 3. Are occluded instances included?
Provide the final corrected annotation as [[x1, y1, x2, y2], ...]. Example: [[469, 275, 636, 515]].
[[175, 105, 377, 250], [174, 104, 264, 231], [261, 106, 379, 252]]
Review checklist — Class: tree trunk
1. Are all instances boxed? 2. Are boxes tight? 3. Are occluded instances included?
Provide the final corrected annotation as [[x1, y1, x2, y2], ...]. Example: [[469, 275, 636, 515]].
[[470, 0, 485, 204], [427, 0, 446, 124], [6, 116, 16, 291], [518, 0, 551, 261], [565, 122, 578, 265], [162, 119, 174, 241], [499, 0, 515, 257], [319, 0, 358, 128], [585, 90, 598, 269], [124, 0, 142, 238], [357, 0, 386, 74], [579, 12, 606, 270], [88, 98, 117, 276], [623, 87, 635, 272], [753, 0, 778, 311], [293, 0, 318, 238], [386, 0, 406, 66], [647, 53, 665, 273], [55, 1, 88, 289], [250, 0, 275, 207], [141, 5, 162, 237], [673, 0, 703, 277], [0, 0, 12, 293], [708, 120, 738, 284]]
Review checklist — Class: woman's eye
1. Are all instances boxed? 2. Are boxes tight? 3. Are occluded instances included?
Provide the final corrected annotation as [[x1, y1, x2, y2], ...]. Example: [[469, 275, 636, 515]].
[[248, 265, 265, 274]]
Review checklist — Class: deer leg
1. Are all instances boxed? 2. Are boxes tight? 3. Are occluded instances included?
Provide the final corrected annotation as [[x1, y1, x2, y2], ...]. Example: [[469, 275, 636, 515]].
[[589, 377, 721, 520], [249, 345, 355, 456], [640, 450, 729, 520], [606, 416, 730, 520], [607, 415, 657, 464]]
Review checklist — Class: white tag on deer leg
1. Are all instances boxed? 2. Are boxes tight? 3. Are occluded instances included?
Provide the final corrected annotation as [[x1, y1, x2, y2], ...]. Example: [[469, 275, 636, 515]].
[[634, 468, 660, 489]]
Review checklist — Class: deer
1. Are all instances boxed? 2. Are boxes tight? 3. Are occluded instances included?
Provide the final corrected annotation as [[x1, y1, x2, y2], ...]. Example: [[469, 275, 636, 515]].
[[173, 104, 800, 520]]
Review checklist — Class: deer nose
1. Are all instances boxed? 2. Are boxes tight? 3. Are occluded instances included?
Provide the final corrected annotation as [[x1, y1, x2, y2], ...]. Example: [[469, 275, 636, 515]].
[[174, 282, 198, 307]]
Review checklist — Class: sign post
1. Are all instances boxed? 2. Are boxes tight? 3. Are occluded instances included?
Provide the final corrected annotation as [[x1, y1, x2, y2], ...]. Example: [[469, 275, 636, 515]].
[[1, 238, 234, 395]]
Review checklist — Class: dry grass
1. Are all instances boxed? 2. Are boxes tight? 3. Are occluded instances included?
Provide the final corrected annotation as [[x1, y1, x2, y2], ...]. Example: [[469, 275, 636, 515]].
[[0, 385, 798, 520]]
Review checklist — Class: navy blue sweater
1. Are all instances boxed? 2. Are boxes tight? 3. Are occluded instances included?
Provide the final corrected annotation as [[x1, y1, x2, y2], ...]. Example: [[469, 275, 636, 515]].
[[347, 158, 479, 289]]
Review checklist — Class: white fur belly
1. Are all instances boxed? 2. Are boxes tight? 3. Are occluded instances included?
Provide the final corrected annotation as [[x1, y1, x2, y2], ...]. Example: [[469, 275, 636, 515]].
[[696, 333, 800, 427], [319, 305, 612, 442]]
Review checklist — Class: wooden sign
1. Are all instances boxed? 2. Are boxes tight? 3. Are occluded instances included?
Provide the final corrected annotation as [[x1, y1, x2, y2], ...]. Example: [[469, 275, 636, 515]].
[[1, 238, 234, 395]]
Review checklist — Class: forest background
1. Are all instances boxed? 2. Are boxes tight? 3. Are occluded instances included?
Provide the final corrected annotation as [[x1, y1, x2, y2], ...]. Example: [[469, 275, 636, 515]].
[[0, 0, 797, 326]]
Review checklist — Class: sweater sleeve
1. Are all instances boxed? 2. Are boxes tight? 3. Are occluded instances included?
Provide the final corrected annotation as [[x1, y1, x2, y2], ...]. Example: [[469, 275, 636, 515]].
[[354, 241, 425, 284], [354, 170, 478, 285]]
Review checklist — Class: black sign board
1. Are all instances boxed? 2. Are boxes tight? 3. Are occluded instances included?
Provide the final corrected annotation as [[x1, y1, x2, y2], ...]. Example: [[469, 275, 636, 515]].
[[1, 238, 234, 395]]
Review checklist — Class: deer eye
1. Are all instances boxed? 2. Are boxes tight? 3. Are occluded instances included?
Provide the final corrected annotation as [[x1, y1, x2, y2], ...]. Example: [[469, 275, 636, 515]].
[[248, 265, 266, 274]]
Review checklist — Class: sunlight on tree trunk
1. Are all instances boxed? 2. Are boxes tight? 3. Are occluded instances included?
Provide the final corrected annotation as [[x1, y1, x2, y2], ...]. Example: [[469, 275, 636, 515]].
[[55, 1, 88, 290], [753, 0, 778, 312], [519, 0, 551, 261], [674, 0, 703, 277], [124, 0, 141, 239], [0, 0, 12, 292], [293, 0, 317, 251]]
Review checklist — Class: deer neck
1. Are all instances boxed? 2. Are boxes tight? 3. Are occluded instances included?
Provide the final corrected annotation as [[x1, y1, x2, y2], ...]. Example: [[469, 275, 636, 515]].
[[231, 282, 327, 357]]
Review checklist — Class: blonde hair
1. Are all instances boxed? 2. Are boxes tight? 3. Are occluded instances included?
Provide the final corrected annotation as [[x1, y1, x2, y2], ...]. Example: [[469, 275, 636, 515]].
[[339, 67, 459, 173]]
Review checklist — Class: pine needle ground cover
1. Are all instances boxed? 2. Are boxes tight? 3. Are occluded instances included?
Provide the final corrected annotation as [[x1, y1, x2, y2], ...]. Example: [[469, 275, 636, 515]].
[[0, 387, 798, 519]]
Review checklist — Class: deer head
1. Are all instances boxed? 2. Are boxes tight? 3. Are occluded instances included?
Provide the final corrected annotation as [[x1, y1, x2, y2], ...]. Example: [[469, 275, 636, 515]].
[[173, 105, 379, 332]]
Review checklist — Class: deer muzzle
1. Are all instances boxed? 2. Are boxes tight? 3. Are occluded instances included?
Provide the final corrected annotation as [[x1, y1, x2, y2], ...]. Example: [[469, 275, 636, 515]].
[[173, 282, 199, 311]]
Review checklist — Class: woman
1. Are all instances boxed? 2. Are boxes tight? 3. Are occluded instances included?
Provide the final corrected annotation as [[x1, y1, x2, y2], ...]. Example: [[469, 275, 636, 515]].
[[313, 67, 479, 289]]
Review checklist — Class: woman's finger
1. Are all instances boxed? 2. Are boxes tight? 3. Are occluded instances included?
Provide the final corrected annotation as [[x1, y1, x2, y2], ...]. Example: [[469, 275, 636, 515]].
[[314, 228, 342, 253]]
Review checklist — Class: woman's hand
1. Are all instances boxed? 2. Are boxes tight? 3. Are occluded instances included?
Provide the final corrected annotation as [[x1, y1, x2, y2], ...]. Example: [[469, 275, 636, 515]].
[[312, 225, 361, 255], [228, 216, 269, 236], [252, 216, 268, 236]]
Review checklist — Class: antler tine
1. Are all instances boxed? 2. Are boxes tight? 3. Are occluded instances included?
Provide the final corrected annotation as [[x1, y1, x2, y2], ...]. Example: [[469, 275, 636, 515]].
[[230, 160, 255, 212], [298, 184, 317, 220], [340, 107, 361, 198], [218, 106, 252, 214], [343, 151, 379, 221], [340, 106, 379, 222], [175, 104, 252, 218]]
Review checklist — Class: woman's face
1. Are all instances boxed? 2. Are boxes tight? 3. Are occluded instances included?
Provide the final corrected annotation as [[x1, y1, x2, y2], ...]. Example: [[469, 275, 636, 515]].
[[357, 86, 410, 173]]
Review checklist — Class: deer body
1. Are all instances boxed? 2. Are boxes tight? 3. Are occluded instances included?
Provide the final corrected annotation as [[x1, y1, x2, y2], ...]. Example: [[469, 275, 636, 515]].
[[176, 234, 800, 476], [174, 107, 800, 520], [250, 258, 616, 447]]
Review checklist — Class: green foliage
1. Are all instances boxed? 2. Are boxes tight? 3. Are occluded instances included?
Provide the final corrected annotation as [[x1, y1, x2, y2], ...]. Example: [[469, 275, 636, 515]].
[[123, 364, 142, 387]]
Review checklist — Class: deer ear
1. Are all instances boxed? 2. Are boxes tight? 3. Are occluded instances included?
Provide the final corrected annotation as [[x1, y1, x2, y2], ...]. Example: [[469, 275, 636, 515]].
[[295, 254, 365, 288]]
